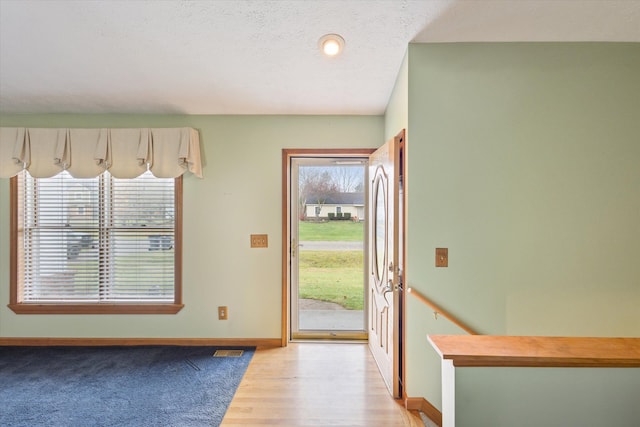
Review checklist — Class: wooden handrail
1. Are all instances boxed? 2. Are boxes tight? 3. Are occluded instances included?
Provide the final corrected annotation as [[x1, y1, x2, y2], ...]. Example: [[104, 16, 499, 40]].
[[407, 287, 479, 335], [428, 335, 640, 368]]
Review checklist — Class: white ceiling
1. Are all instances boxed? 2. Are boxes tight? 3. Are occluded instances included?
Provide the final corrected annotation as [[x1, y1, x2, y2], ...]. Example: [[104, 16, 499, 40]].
[[1, 0, 639, 116]]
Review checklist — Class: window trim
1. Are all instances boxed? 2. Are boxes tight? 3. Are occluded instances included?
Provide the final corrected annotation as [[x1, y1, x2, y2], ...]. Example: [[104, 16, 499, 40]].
[[8, 174, 184, 315]]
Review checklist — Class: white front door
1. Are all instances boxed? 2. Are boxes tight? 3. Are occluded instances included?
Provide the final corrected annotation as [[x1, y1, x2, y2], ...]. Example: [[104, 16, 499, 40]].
[[368, 133, 403, 397]]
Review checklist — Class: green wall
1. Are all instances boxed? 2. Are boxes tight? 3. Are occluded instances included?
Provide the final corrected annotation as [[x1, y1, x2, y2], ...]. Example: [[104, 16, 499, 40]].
[[403, 43, 640, 425], [456, 367, 640, 426], [0, 114, 383, 338], [384, 50, 408, 141]]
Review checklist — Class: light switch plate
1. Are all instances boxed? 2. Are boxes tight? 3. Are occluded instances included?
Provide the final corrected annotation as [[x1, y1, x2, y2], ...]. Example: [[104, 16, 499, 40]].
[[250, 234, 268, 248], [436, 248, 448, 267]]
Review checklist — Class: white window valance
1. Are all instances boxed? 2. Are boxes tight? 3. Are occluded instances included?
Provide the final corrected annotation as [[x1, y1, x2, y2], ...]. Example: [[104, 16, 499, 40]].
[[0, 127, 203, 179]]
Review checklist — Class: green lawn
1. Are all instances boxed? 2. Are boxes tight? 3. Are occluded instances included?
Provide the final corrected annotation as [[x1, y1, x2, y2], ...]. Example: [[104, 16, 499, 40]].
[[298, 250, 364, 310], [298, 220, 364, 241]]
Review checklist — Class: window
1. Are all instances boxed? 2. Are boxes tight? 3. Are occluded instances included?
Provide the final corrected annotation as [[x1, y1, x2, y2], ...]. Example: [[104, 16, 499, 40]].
[[9, 170, 183, 314]]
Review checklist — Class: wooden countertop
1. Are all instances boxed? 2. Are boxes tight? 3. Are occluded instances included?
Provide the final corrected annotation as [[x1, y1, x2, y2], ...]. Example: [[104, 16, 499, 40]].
[[427, 335, 640, 367]]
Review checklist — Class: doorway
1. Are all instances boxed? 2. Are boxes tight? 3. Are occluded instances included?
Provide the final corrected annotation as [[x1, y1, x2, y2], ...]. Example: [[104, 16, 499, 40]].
[[281, 136, 406, 398], [287, 153, 371, 340]]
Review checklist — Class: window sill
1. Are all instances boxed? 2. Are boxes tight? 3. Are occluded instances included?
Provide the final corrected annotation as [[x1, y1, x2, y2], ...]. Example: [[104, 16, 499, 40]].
[[7, 303, 184, 315]]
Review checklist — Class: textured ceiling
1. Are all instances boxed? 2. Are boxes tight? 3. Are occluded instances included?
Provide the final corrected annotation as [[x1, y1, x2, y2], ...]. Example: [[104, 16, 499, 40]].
[[1, 0, 639, 115]]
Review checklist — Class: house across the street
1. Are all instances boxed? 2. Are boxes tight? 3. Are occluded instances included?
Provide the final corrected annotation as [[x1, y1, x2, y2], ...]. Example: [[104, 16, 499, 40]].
[[305, 192, 364, 221]]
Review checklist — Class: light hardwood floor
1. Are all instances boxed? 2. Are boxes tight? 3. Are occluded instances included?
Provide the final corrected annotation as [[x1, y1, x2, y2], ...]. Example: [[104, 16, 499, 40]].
[[221, 342, 424, 426]]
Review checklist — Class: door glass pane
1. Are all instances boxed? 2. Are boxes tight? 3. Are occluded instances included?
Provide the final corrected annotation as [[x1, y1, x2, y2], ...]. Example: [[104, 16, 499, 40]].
[[295, 160, 366, 334], [374, 175, 386, 285]]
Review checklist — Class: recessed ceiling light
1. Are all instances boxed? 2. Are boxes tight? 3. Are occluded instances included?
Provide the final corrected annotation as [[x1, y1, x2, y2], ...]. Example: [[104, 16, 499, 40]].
[[319, 34, 345, 57]]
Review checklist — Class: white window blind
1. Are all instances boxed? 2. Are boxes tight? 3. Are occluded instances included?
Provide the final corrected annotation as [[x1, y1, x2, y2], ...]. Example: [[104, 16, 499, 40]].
[[17, 170, 176, 303]]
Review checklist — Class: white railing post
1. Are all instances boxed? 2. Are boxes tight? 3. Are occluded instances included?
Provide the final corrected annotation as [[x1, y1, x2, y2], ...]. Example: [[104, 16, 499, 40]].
[[441, 358, 456, 427]]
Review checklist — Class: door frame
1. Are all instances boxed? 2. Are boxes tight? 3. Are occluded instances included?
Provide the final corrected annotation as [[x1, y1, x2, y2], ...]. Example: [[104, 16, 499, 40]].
[[281, 149, 375, 346]]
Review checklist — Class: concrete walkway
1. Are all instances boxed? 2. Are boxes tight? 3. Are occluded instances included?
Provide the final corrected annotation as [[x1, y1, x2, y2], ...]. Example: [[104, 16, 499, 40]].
[[299, 309, 365, 330], [298, 299, 365, 331]]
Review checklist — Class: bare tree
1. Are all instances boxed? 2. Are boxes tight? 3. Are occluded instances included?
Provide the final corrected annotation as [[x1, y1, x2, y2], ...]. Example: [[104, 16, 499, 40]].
[[330, 166, 364, 193], [298, 167, 339, 220]]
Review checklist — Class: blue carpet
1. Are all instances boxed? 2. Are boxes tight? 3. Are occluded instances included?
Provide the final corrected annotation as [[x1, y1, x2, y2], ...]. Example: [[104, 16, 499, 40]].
[[0, 346, 254, 427]]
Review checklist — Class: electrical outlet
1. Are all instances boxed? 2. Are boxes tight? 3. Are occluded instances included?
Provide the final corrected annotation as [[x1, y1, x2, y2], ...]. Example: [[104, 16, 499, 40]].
[[218, 306, 228, 320], [250, 234, 268, 248]]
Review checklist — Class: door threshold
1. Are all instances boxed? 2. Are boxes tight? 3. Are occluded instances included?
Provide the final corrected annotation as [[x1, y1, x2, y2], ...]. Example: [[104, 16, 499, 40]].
[[290, 338, 368, 344], [291, 331, 367, 341]]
